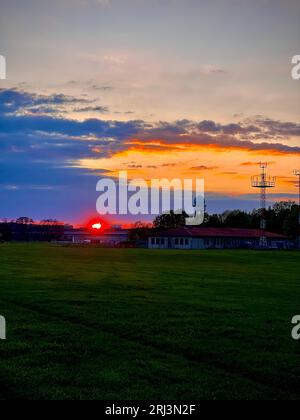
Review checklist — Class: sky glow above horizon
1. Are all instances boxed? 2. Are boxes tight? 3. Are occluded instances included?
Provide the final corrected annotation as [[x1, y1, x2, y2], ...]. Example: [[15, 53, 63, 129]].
[[0, 0, 299, 223]]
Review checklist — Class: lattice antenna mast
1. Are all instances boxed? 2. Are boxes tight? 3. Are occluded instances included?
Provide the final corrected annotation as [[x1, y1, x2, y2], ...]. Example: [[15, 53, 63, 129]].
[[293, 170, 300, 248], [251, 163, 276, 248]]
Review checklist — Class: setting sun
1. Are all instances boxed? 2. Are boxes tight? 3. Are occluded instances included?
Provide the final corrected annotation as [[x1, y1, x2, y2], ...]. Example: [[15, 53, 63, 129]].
[[92, 223, 102, 230]]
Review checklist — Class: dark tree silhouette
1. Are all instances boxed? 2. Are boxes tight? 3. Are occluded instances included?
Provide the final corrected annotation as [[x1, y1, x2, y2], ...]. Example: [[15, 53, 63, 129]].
[[153, 210, 188, 230], [16, 217, 34, 225]]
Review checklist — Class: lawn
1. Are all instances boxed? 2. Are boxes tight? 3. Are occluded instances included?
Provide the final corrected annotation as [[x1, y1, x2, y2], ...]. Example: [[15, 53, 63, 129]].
[[0, 243, 299, 400]]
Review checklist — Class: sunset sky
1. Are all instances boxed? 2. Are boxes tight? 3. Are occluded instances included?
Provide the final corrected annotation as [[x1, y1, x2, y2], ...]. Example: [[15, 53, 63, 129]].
[[0, 0, 299, 224]]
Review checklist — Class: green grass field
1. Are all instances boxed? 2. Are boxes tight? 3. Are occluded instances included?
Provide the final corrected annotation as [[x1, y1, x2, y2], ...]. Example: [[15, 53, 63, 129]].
[[0, 244, 299, 400]]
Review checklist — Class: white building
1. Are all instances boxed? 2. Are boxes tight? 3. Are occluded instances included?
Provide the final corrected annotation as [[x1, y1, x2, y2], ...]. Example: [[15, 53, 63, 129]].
[[148, 227, 289, 250]]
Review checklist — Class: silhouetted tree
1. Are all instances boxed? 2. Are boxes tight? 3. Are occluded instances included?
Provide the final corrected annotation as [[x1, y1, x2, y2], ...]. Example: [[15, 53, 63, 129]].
[[205, 214, 224, 227], [223, 210, 252, 228], [40, 219, 60, 225], [153, 210, 188, 229], [129, 222, 153, 242], [155, 201, 299, 239], [282, 204, 299, 238], [16, 217, 34, 225]]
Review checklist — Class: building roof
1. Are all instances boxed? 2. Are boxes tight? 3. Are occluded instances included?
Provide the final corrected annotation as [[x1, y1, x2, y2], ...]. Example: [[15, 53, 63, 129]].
[[152, 227, 287, 239]]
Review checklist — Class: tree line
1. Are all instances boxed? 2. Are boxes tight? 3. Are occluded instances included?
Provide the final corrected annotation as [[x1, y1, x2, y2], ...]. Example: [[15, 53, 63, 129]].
[[129, 201, 299, 241], [0, 218, 65, 242]]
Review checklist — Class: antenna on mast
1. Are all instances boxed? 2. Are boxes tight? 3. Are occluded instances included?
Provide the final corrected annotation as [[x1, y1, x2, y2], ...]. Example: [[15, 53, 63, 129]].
[[251, 162, 276, 248]]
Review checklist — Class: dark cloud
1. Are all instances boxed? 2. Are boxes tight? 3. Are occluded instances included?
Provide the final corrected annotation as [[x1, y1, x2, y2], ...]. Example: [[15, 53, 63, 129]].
[[0, 113, 145, 145], [1, 90, 299, 155], [114, 111, 135, 115], [0, 89, 94, 115], [1, 88, 300, 221], [25, 106, 64, 115], [135, 130, 300, 155], [250, 117, 300, 137], [190, 165, 218, 171], [164, 118, 300, 140], [64, 81, 114, 91], [0, 88, 92, 115], [161, 163, 177, 167], [197, 120, 261, 135], [197, 120, 220, 133], [0, 89, 299, 184], [90, 85, 114, 91], [127, 164, 143, 169], [240, 161, 276, 166], [73, 106, 109, 113]]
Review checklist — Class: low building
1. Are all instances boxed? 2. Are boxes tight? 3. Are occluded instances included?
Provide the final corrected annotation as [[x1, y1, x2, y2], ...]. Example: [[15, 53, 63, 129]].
[[148, 227, 289, 250], [62, 227, 129, 246]]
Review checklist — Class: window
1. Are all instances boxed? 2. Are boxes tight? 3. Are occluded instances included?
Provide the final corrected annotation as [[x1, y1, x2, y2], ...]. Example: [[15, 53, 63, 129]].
[[151, 238, 155, 245], [180, 238, 184, 246], [185, 238, 189, 246], [175, 238, 179, 245], [156, 238, 160, 245]]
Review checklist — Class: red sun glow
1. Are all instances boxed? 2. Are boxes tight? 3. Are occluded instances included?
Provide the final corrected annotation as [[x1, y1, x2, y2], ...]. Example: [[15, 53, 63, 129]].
[[92, 223, 102, 230]]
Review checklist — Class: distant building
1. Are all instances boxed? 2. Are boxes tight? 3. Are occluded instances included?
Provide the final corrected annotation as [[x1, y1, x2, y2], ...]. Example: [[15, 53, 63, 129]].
[[0, 222, 130, 245], [62, 227, 129, 246], [148, 227, 289, 250]]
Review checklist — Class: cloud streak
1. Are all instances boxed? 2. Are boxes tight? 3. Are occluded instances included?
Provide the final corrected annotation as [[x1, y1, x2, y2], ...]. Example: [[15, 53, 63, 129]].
[[1, 89, 300, 165]]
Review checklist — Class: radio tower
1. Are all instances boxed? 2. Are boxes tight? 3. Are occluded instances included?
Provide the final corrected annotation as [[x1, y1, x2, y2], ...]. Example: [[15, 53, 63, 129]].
[[293, 170, 300, 248], [251, 163, 276, 248]]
